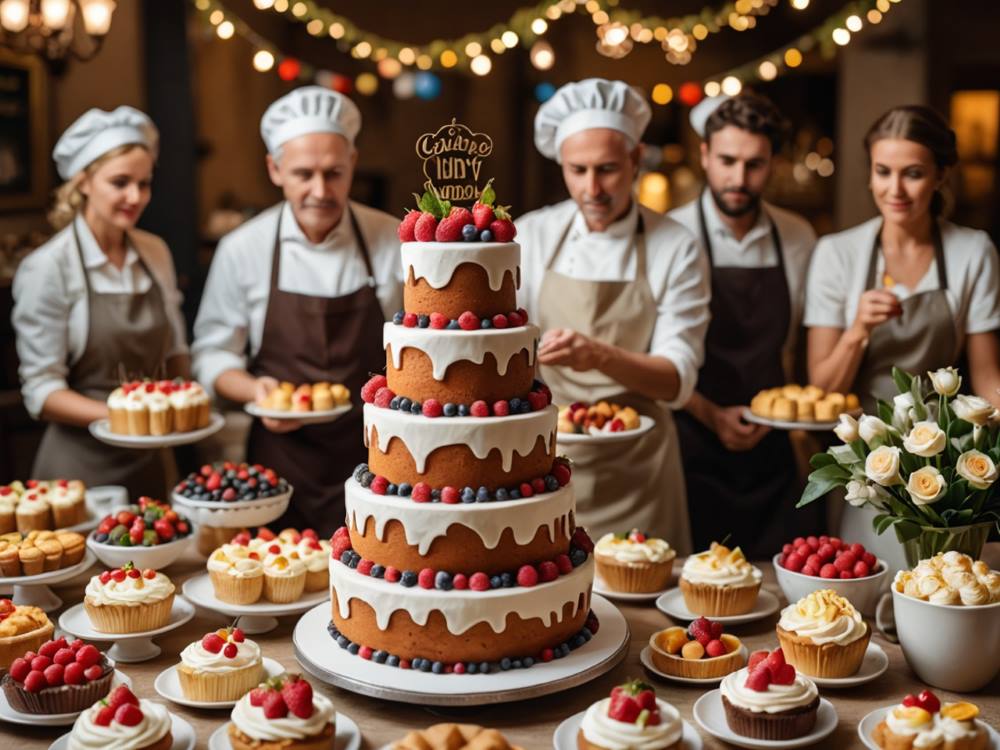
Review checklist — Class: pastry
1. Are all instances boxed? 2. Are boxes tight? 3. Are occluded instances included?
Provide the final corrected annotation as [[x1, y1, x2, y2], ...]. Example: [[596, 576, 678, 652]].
[[772, 397, 795, 421], [2, 637, 113, 714], [261, 544, 307, 603], [0, 599, 54, 669], [227, 674, 335, 750], [14, 492, 52, 533], [208, 543, 265, 604], [679, 541, 762, 616], [594, 529, 675, 593], [390, 723, 524, 750], [894, 551, 1000, 606], [776, 589, 871, 677], [67, 686, 173, 750], [278, 529, 329, 592], [557, 401, 642, 434], [177, 626, 263, 703], [871, 690, 988, 750], [720, 648, 820, 740], [578, 680, 683, 750], [83, 563, 175, 633], [649, 617, 744, 679], [107, 378, 210, 435]]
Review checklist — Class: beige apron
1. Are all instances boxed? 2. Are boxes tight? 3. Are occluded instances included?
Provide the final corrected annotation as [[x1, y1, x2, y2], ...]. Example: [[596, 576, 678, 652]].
[[537, 209, 692, 554]]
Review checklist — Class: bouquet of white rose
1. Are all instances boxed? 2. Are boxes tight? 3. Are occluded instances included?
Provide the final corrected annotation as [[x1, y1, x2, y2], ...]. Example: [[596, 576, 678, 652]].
[[797, 366, 1000, 565]]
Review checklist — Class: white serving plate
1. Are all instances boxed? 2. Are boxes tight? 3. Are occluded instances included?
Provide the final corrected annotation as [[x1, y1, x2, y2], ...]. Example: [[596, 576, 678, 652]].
[[556, 415, 655, 444], [656, 588, 781, 625], [693, 690, 838, 748], [245, 402, 351, 425], [89, 412, 225, 448], [741, 407, 861, 432]]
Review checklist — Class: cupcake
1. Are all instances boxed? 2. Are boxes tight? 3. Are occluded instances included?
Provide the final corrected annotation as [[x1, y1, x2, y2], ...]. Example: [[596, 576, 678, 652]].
[[720, 648, 819, 741], [177, 626, 263, 703], [15, 492, 52, 533], [125, 387, 151, 436], [228, 673, 335, 750], [649, 617, 744, 679], [776, 589, 871, 678], [147, 391, 173, 437], [679, 542, 762, 616], [18, 542, 45, 576], [107, 387, 129, 434], [578, 680, 683, 750], [2, 637, 113, 714], [209, 544, 265, 604], [261, 546, 306, 603], [282, 530, 329, 592], [84, 563, 175, 633], [68, 686, 173, 750], [390, 724, 522, 750], [595, 530, 676, 593], [0, 599, 53, 669], [49, 481, 87, 528], [0, 494, 15, 534], [871, 691, 988, 750]]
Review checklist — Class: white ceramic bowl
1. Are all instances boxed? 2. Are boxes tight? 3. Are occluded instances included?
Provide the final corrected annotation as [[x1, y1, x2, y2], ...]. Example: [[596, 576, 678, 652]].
[[891, 586, 1000, 692], [171, 487, 292, 527], [772, 553, 890, 615], [86, 531, 194, 570]]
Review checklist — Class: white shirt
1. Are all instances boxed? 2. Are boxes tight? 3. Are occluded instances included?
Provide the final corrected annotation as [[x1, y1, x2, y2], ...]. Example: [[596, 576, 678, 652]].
[[804, 217, 1000, 345], [669, 190, 817, 353], [517, 199, 711, 409], [191, 201, 403, 395], [12, 214, 188, 419]]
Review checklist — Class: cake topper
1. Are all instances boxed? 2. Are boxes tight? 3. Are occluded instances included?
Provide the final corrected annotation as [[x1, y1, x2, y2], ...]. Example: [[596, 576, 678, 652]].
[[415, 118, 493, 205]]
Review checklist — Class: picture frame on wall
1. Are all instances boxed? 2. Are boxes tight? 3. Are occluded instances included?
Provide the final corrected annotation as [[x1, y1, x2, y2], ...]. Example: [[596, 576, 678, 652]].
[[0, 47, 48, 212]]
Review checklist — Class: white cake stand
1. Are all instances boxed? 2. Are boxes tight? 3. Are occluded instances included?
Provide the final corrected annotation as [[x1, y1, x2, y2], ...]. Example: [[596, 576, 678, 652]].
[[0, 550, 97, 611], [170, 487, 293, 528], [181, 572, 328, 634], [58, 595, 195, 662], [293, 593, 629, 706]]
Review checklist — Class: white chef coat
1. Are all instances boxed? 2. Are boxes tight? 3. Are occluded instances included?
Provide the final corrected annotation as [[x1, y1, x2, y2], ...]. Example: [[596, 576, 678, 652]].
[[517, 199, 711, 408], [804, 216, 1000, 345], [669, 190, 816, 355], [191, 201, 403, 395], [12, 214, 188, 419]]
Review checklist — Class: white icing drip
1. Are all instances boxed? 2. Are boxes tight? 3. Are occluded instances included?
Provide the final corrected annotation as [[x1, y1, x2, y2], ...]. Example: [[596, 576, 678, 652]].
[[384, 323, 538, 379], [344, 477, 574, 554], [330, 554, 593, 633], [364, 403, 557, 473], [401, 241, 520, 292]]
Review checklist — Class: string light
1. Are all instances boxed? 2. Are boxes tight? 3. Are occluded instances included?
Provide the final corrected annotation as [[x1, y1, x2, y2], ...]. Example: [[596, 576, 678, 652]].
[[216, 20, 234, 38], [845, 14, 863, 31], [791, 0, 809, 8], [721, 75, 742, 95], [530, 39, 555, 70], [832, 27, 850, 45], [784, 47, 803, 67], [470, 54, 492, 75], [704, 80, 722, 97], [501, 30, 519, 48], [440, 49, 458, 68], [355, 72, 378, 95], [531, 18, 548, 34], [651, 83, 673, 105], [252, 49, 274, 71], [758, 60, 777, 80]]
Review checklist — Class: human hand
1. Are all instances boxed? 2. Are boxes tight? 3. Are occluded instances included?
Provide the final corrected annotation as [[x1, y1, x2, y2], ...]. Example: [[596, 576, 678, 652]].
[[852, 289, 902, 336], [712, 404, 770, 451], [538, 328, 607, 372]]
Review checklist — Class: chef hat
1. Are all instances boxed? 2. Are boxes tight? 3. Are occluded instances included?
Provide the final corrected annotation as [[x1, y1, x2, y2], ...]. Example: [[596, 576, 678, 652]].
[[52, 106, 159, 180], [534, 78, 651, 162], [260, 86, 362, 155], [689, 95, 732, 139]]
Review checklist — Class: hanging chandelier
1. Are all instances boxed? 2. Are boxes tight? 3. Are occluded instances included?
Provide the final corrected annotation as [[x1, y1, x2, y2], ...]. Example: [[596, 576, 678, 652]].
[[0, 0, 117, 61]]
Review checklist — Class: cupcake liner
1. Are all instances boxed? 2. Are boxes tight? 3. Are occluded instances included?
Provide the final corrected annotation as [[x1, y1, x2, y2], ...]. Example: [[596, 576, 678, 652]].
[[84, 592, 174, 633], [210, 569, 263, 605], [41, 551, 62, 572], [127, 409, 150, 436], [228, 721, 335, 750], [679, 578, 760, 616], [596, 557, 673, 593], [304, 568, 328, 593], [0, 514, 15, 535], [721, 694, 819, 741], [174, 406, 196, 433], [19, 554, 45, 576], [776, 626, 871, 678], [51, 504, 82, 529], [197, 402, 211, 428], [177, 661, 263, 702], [16, 513, 51, 534], [264, 572, 306, 603], [0, 555, 20, 576], [1, 659, 112, 713], [150, 409, 173, 437], [109, 409, 129, 435]]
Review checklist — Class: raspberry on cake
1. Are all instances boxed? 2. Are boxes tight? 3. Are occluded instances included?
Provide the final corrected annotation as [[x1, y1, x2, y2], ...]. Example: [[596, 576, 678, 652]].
[[578, 679, 683, 750], [1, 637, 113, 714], [228, 673, 335, 750]]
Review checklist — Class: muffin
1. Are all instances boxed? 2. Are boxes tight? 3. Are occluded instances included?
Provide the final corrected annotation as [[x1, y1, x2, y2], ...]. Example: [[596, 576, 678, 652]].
[[261, 546, 306, 603], [14, 493, 51, 533], [68, 687, 173, 750], [286, 531, 330, 592], [391, 724, 522, 750], [776, 589, 871, 678], [228, 674, 335, 750], [83, 563, 175, 633], [2, 637, 113, 714], [649, 617, 744, 679], [720, 648, 819, 740], [871, 691, 988, 750], [177, 626, 263, 703], [595, 530, 675, 593], [208, 544, 265, 604], [578, 680, 683, 750], [679, 542, 762, 616], [56, 531, 87, 567], [0, 598, 53, 669]]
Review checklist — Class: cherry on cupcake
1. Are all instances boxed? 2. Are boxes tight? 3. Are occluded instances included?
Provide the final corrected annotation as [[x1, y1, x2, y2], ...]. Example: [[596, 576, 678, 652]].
[[202, 633, 225, 653]]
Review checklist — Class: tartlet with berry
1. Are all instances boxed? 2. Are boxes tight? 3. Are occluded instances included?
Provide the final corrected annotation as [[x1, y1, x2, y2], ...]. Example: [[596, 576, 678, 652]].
[[228, 673, 335, 750], [1, 636, 112, 714], [178, 626, 263, 702], [720, 647, 819, 740], [83, 563, 175, 633], [649, 616, 744, 679], [578, 679, 683, 750], [68, 685, 172, 750], [0, 597, 53, 669], [595, 529, 675, 593], [871, 690, 988, 750]]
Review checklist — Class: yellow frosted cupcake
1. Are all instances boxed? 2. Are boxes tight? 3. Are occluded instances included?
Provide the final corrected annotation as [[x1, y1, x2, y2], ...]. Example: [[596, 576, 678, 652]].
[[679, 542, 762, 616], [208, 544, 265, 605], [83, 563, 175, 633], [595, 530, 676, 593], [776, 589, 870, 678], [177, 626, 264, 702], [261, 546, 306, 603]]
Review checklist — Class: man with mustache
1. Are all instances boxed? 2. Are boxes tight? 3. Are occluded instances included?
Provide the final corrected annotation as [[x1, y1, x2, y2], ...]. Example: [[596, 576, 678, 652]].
[[517, 79, 711, 553], [668, 93, 819, 555], [191, 87, 402, 533]]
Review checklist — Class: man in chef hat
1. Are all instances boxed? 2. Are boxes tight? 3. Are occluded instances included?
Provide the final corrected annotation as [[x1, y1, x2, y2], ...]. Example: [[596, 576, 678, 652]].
[[517, 78, 711, 553], [668, 93, 820, 556], [191, 86, 402, 533]]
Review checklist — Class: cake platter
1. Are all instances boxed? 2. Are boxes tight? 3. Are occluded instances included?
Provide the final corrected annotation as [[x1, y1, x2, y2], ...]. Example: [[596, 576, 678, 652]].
[[556, 415, 655, 445], [292, 594, 629, 706], [0, 549, 98, 612], [182, 572, 328, 634], [89, 412, 225, 449], [553, 709, 703, 750], [245, 402, 351, 425], [58, 595, 196, 662], [740, 407, 861, 432]]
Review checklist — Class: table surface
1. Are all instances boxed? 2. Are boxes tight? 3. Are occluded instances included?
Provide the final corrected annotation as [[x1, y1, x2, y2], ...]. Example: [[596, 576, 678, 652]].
[[4, 553, 998, 750]]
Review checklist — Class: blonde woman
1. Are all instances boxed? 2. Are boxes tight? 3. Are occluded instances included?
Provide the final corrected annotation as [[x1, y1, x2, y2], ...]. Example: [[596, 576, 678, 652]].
[[12, 106, 188, 497]]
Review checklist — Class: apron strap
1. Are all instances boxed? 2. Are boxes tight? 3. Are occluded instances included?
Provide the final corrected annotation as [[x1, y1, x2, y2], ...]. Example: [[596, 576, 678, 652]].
[[545, 203, 646, 278], [866, 219, 949, 291], [348, 206, 376, 287], [696, 189, 786, 272]]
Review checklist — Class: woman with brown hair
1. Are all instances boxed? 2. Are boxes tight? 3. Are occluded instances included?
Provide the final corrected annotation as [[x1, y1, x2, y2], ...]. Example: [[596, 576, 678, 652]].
[[12, 106, 188, 497], [805, 105, 1000, 411]]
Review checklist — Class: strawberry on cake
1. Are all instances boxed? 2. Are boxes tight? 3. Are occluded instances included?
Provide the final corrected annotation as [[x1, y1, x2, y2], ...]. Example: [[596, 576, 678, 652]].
[[228, 674, 335, 750], [720, 647, 819, 740], [578, 680, 683, 750], [68, 685, 172, 750]]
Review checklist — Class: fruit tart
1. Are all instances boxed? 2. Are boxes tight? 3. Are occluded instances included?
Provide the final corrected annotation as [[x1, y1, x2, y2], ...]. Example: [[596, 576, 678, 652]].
[[649, 616, 744, 679], [1, 637, 112, 714]]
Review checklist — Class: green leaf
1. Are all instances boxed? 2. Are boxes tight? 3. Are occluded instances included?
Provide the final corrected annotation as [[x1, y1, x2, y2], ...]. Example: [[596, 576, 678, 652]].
[[850, 439, 868, 461], [893, 520, 923, 542], [873, 514, 896, 535], [798, 476, 843, 507], [808, 463, 852, 483], [878, 401, 894, 425], [417, 190, 447, 218], [809, 453, 837, 470], [892, 367, 913, 394], [478, 178, 495, 207]]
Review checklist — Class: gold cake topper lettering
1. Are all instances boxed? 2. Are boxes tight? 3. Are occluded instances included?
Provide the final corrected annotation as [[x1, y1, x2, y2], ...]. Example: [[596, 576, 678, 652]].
[[415, 118, 493, 205]]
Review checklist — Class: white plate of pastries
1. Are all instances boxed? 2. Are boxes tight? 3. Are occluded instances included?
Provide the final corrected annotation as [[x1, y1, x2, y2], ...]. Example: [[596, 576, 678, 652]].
[[556, 401, 655, 444], [743, 384, 861, 431], [245, 382, 352, 425]]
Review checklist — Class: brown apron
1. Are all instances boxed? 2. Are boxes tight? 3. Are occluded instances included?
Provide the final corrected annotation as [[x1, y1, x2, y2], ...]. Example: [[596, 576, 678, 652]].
[[246, 205, 385, 536], [537, 207, 692, 554], [675, 194, 821, 558], [32, 220, 175, 499]]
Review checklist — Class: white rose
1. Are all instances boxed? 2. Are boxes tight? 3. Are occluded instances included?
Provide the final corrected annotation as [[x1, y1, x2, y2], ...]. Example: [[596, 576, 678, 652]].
[[859, 415, 890, 446], [902, 421, 946, 457], [892, 392, 916, 430], [834, 413, 859, 443], [865, 445, 902, 486], [952, 394, 994, 426], [845, 479, 876, 507], [956, 449, 999, 490], [928, 367, 962, 397], [906, 466, 946, 505]]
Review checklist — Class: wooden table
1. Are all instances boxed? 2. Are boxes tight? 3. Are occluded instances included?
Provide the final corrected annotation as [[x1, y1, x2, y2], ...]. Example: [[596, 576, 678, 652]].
[[6, 555, 998, 749]]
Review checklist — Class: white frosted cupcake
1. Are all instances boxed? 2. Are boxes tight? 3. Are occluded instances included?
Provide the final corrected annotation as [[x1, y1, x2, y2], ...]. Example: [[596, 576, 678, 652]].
[[68, 688, 172, 750], [595, 530, 676, 593], [228, 674, 335, 750], [776, 589, 870, 678], [578, 680, 683, 750], [262, 548, 306, 603], [177, 626, 263, 702], [679, 542, 762, 616], [208, 544, 265, 604], [83, 564, 175, 633], [720, 649, 819, 740], [295, 536, 330, 592]]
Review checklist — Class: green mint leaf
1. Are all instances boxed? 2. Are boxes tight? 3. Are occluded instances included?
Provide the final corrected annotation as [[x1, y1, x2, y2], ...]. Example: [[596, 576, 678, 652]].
[[479, 178, 495, 207]]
